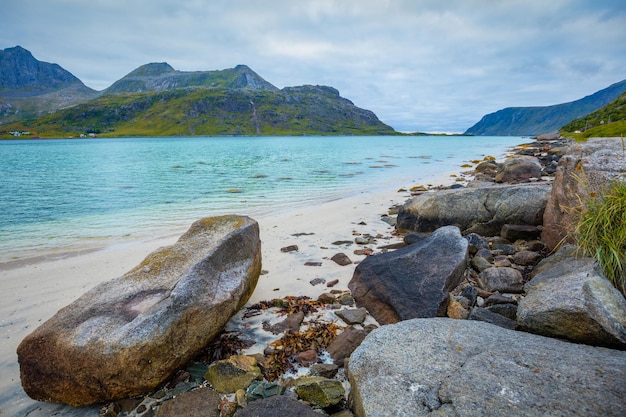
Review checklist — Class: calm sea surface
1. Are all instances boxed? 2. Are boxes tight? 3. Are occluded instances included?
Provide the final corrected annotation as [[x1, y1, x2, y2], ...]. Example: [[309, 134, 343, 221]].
[[0, 136, 525, 262]]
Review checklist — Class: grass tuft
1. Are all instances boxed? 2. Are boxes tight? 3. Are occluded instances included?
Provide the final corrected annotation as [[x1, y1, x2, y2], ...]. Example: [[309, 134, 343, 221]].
[[575, 180, 626, 297]]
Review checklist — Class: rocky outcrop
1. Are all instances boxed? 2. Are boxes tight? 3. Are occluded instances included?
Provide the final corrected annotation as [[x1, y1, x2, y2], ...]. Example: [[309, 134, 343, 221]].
[[518, 257, 626, 349], [348, 226, 468, 324], [347, 318, 626, 417], [396, 183, 550, 236], [542, 137, 626, 250], [17, 215, 262, 407]]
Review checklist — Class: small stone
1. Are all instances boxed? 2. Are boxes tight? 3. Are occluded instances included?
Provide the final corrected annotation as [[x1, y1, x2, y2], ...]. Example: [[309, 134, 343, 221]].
[[338, 294, 354, 306], [317, 293, 337, 304], [447, 296, 469, 319], [305, 261, 322, 267], [512, 250, 543, 266], [327, 326, 368, 366], [204, 355, 262, 394], [296, 349, 318, 366], [493, 255, 512, 268], [294, 376, 345, 408], [245, 381, 286, 403], [309, 278, 325, 286], [468, 307, 518, 330], [355, 236, 370, 245], [331, 253, 352, 266], [335, 307, 368, 325], [263, 311, 304, 335], [354, 248, 374, 256], [155, 387, 221, 417], [471, 256, 493, 272], [310, 363, 339, 379], [487, 303, 518, 320], [478, 267, 524, 293], [475, 248, 494, 262], [500, 224, 541, 241], [280, 245, 299, 253], [332, 240, 354, 246], [492, 243, 516, 255], [326, 279, 339, 287], [404, 233, 427, 245], [460, 286, 478, 306], [526, 240, 546, 252], [484, 292, 517, 306]]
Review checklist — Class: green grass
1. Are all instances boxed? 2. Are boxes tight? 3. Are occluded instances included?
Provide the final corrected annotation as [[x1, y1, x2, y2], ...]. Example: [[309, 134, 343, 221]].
[[575, 181, 626, 296]]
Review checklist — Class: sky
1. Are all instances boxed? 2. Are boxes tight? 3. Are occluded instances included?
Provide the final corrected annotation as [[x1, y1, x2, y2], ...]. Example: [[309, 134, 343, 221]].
[[2, 0, 626, 133]]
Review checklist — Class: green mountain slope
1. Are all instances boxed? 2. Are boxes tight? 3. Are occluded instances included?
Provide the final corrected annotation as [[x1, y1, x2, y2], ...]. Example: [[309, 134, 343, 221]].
[[0, 46, 97, 123], [560, 92, 626, 138], [465, 79, 626, 136], [3, 85, 395, 137]]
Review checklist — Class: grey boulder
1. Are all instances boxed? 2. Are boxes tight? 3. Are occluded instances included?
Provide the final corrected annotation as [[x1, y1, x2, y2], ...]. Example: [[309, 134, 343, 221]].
[[17, 215, 262, 407], [347, 318, 626, 417]]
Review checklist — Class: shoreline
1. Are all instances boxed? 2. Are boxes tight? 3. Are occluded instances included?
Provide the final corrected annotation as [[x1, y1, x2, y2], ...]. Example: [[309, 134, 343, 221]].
[[0, 155, 506, 416]]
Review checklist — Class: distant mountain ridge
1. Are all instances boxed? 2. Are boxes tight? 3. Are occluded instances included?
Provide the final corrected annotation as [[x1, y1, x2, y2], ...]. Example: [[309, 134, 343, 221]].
[[0, 46, 97, 124], [0, 46, 395, 136], [103, 63, 278, 95], [465, 79, 626, 136]]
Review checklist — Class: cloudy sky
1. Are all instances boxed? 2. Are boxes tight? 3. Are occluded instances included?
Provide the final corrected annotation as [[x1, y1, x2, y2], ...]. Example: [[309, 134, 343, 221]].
[[3, 0, 625, 132]]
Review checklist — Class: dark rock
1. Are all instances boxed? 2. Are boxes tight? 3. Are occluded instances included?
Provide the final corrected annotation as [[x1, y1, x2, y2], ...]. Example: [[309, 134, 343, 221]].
[[484, 292, 517, 306], [470, 256, 492, 273], [477, 267, 524, 293], [338, 294, 355, 306], [494, 156, 542, 183], [530, 243, 579, 278], [326, 279, 339, 287], [310, 278, 325, 285], [296, 349, 318, 367], [305, 262, 323, 267], [327, 326, 368, 366], [349, 226, 468, 324], [486, 303, 518, 320], [491, 243, 516, 255], [280, 245, 298, 253], [156, 387, 221, 417], [460, 286, 478, 307], [317, 293, 337, 304], [377, 242, 407, 250], [396, 184, 549, 236], [493, 255, 512, 267], [234, 395, 323, 417], [474, 248, 494, 262], [353, 248, 373, 256], [403, 233, 427, 245], [335, 308, 368, 325], [331, 253, 352, 266], [245, 381, 285, 403], [17, 215, 262, 407], [525, 240, 546, 252], [332, 240, 353, 246], [469, 307, 518, 330], [500, 224, 541, 241], [512, 250, 543, 266], [310, 363, 339, 379], [464, 233, 489, 255]]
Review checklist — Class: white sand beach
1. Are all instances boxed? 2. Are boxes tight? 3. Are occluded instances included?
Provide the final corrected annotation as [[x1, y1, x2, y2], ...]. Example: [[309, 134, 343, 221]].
[[0, 172, 462, 416]]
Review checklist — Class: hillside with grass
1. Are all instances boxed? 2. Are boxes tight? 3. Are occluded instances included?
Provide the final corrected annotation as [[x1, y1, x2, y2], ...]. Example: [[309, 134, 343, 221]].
[[560, 92, 626, 139], [2, 84, 396, 137]]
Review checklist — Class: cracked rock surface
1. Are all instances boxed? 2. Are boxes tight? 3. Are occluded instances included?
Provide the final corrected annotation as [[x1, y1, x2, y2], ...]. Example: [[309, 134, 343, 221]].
[[347, 318, 626, 417]]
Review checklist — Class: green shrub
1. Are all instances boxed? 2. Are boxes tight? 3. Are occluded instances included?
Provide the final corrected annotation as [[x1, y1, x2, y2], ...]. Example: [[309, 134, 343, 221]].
[[575, 180, 626, 297]]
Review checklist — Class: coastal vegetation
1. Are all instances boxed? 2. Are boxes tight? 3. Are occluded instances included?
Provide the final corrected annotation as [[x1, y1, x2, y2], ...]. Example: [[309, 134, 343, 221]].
[[575, 180, 626, 296], [560, 92, 626, 139]]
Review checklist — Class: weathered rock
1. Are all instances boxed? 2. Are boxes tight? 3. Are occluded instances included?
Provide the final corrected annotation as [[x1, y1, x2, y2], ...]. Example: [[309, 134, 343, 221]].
[[518, 257, 626, 348], [331, 252, 352, 266], [470, 255, 492, 272], [468, 307, 518, 330], [310, 363, 340, 379], [233, 395, 323, 417], [500, 224, 541, 241], [348, 318, 626, 417], [486, 303, 518, 320], [294, 376, 345, 408], [263, 311, 304, 334], [542, 138, 626, 250], [280, 245, 298, 253], [447, 296, 470, 319], [17, 215, 262, 407], [327, 326, 368, 367], [335, 308, 368, 325], [396, 184, 550, 236], [477, 267, 524, 293], [464, 233, 489, 255], [494, 155, 542, 183], [204, 355, 263, 394], [530, 243, 579, 278], [349, 226, 468, 324], [156, 387, 221, 417], [296, 349, 319, 367], [511, 250, 543, 266], [245, 381, 286, 403]]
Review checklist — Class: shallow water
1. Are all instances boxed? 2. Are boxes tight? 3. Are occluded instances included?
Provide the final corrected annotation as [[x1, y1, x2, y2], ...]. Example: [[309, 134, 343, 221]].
[[0, 135, 525, 262]]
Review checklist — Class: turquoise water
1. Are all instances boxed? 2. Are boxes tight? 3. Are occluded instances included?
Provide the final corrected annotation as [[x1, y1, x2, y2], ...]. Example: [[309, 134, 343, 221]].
[[0, 136, 525, 261]]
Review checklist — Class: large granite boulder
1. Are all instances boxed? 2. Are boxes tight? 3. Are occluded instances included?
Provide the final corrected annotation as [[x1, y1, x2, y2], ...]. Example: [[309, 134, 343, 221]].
[[517, 257, 626, 349], [348, 226, 467, 324], [17, 215, 262, 407], [494, 155, 542, 183], [542, 137, 626, 250], [347, 318, 626, 417], [396, 184, 550, 236]]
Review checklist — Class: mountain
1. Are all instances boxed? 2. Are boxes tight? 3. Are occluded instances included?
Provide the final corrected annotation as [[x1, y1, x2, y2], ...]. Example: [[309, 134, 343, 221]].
[[0, 46, 97, 123], [560, 92, 626, 138], [464, 79, 626, 136], [102, 63, 278, 95]]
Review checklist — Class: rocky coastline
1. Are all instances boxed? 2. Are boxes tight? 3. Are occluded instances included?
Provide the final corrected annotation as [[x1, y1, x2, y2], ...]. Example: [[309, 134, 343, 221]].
[[16, 136, 626, 417]]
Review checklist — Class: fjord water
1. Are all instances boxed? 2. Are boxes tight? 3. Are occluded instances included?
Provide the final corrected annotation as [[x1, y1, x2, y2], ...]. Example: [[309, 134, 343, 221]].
[[0, 136, 525, 263]]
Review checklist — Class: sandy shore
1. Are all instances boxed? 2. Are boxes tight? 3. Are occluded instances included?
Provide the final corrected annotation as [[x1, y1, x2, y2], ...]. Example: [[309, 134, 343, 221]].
[[0, 171, 464, 416]]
